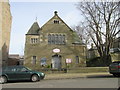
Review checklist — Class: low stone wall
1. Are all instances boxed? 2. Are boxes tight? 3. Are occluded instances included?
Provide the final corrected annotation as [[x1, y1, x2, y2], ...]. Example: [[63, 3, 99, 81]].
[[67, 67, 109, 73], [110, 53, 120, 62], [36, 67, 109, 74]]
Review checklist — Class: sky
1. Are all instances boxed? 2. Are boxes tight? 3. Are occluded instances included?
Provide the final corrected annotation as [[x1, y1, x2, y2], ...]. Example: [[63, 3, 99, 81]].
[[9, 1, 83, 55]]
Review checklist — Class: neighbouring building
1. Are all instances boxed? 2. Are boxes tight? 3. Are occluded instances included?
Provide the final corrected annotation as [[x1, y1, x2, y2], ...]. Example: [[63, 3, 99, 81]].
[[0, 0, 12, 66], [86, 44, 101, 67], [24, 11, 87, 70], [110, 37, 120, 62], [8, 54, 20, 66], [8, 54, 24, 66], [87, 44, 99, 59], [113, 37, 120, 49]]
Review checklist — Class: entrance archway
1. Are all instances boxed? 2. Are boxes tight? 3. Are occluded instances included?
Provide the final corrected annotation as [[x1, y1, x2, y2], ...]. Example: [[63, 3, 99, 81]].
[[52, 54, 61, 69]]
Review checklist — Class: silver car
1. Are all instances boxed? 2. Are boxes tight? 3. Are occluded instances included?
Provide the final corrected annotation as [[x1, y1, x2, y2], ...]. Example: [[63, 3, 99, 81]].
[[109, 61, 120, 77]]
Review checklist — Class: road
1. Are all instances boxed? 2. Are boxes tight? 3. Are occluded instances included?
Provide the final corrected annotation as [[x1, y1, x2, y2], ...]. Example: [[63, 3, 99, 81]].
[[2, 76, 120, 88]]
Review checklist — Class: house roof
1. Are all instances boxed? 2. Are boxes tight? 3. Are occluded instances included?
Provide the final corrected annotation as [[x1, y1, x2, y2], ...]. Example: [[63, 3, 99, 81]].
[[9, 54, 20, 59], [41, 11, 73, 32], [26, 22, 40, 35]]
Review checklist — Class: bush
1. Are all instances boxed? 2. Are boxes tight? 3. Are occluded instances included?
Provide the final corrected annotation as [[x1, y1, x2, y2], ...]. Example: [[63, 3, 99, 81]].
[[46, 65, 51, 68], [86, 57, 103, 67]]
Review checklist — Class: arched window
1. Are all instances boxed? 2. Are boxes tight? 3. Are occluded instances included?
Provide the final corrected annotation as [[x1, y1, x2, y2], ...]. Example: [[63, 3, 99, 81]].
[[54, 20, 59, 24]]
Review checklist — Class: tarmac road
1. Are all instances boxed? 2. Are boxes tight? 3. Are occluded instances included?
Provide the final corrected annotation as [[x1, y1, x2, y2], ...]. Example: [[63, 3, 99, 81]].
[[2, 75, 120, 88]]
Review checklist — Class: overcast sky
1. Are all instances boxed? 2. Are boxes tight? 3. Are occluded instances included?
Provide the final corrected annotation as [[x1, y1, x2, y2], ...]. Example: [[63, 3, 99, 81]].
[[9, 1, 83, 55]]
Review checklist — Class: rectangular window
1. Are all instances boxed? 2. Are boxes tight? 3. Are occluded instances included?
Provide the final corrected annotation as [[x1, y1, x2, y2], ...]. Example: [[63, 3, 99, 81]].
[[76, 56, 79, 64], [32, 56, 36, 64], [30, 38, 38, 44]]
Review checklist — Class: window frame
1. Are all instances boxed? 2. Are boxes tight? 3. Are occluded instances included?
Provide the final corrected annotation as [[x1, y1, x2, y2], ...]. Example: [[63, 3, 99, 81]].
[[48, 34, 66, 45], [30, 38, 38, 44], [32, 56, 37, 65]]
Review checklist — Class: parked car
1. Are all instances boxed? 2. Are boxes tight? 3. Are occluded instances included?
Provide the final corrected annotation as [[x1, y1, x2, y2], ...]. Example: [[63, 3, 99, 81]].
[[109, 61, 120, 77], [0, 65, 45, 84]]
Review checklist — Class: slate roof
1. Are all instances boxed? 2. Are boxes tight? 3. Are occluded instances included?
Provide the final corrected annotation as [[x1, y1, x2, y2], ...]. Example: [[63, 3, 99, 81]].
[[26, 22, 40, 35]]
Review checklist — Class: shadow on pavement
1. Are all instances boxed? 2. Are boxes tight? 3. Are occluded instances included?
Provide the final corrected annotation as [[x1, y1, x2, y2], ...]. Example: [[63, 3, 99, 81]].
[[4, 80, 38, 84], [87, 75, 119, 78]]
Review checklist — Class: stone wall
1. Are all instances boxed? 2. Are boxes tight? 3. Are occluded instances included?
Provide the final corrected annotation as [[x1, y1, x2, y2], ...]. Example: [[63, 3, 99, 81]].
[[24, 12, 87, 70], [0, 1, 12, 66]]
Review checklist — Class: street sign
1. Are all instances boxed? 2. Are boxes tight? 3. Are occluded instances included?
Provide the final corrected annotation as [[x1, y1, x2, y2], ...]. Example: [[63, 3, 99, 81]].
[[66, 59, 72, 63], [53, 48, 60, 53]]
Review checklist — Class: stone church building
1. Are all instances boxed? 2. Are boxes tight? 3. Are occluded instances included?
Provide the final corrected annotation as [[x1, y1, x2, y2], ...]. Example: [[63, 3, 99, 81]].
[[24, 11, 87, 70]]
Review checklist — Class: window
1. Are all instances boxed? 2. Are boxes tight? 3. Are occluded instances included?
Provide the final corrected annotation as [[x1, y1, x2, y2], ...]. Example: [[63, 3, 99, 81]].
[[55, 34, 58, 44], [40, 57, 47, 66], [11, 68, 16, 72], [32, 56, 37, 64], [31, 38, 38, 44], [76, 56, 79, 64], [48, 34, 66, 45], [48, 34, 51, 44], [54, 20, 59, 24], [21, 68, 27, 72], [51, 34, 55, 44], [62, 35, 65, 44], [4, 67, 16, 72]]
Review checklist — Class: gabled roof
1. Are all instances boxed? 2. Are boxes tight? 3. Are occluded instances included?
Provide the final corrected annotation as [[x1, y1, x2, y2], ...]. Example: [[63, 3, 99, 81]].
[[41, 11, 73, 32], [26, 22, 40, 35]]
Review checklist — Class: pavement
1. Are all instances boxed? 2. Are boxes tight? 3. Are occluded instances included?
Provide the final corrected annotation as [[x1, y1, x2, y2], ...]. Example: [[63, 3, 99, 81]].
[[45, 72, 112, 80]]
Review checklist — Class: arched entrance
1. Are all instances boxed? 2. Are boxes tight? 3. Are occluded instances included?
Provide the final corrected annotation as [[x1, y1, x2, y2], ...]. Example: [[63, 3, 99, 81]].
[[52, 54, 61, 69]]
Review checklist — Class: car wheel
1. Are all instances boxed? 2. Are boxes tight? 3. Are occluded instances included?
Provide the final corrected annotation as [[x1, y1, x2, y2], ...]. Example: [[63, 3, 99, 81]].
[[116, 74, 120, 77], [113, 74, 120, 77], [31, 75, 39, 82], [0, 76, 7, 84]]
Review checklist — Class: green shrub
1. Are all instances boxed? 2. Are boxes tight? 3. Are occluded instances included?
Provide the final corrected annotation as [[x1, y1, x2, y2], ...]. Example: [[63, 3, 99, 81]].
[[86, 57, 103, 67]]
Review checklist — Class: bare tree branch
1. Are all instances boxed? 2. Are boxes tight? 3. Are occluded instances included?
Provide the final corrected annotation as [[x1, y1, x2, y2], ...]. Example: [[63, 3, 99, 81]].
[[76, 2, 120, 65]]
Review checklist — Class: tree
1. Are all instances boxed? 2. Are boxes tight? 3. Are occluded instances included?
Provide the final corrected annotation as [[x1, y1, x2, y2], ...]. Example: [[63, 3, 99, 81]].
[[71, 23, 91, 46], [76, 2, 120, 66]]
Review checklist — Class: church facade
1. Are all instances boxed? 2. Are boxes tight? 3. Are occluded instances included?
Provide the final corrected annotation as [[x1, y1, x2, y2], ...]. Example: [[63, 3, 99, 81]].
[[24, 11, 87, 70]]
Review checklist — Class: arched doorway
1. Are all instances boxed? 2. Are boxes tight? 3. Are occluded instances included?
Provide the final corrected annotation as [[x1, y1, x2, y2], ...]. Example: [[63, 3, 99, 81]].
[[52, 54, 61, 69]]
